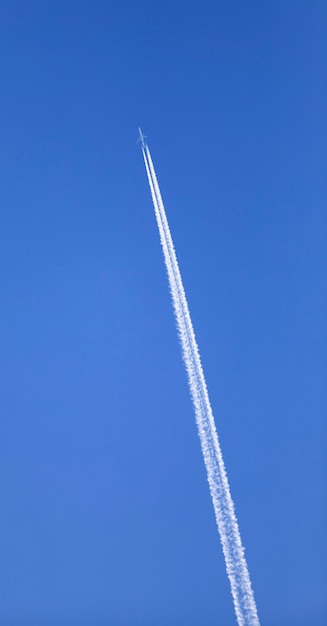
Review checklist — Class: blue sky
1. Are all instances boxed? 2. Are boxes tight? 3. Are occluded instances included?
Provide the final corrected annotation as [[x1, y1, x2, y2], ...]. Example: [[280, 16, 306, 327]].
[[0, 2, 326, 624]]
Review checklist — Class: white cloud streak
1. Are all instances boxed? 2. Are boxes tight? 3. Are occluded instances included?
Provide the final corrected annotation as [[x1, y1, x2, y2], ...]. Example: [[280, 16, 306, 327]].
[[141, 142, 260, 626]]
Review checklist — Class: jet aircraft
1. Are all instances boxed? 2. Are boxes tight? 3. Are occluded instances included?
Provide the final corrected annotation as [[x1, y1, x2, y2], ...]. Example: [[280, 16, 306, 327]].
[[137, 127, 147, 148]]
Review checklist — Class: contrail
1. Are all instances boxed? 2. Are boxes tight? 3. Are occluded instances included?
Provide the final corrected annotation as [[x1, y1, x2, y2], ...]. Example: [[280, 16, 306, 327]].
[[140, 130, 260, 626]]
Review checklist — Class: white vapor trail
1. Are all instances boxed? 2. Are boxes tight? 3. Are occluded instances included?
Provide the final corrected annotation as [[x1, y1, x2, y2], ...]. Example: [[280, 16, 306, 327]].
[[141, 140, 260, 626]]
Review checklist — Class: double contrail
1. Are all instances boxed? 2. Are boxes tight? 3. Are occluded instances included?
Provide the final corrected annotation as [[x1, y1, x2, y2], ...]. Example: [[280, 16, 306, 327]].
[[140, 132, 260, 626]]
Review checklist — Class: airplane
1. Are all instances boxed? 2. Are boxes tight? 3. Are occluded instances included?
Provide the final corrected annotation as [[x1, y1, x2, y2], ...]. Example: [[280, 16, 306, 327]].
[[137, 127, 147, 148]]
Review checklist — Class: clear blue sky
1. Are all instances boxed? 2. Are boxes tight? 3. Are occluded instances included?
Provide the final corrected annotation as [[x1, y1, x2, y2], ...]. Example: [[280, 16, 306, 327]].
[[0, 2, 326, 624]]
